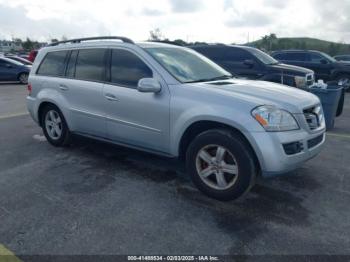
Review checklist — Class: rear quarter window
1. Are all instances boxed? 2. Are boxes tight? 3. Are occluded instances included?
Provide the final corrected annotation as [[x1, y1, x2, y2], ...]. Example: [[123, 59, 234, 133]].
[[37, 50, 68, 76]]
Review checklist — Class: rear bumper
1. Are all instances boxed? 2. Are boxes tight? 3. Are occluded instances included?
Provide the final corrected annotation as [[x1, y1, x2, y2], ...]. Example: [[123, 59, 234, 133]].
[[26, 96, 39, 124], [249, 128, 326, 177]]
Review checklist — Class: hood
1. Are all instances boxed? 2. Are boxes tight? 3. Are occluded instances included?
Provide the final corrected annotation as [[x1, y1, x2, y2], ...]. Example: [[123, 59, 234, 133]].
[[268, 63, 313, 75], [193, 79, 320, 113]]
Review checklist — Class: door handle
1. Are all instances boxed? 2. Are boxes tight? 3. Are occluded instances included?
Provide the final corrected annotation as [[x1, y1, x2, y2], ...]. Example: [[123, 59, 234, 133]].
[[105, 93, 119, 101], [59, 84, 69, 91]]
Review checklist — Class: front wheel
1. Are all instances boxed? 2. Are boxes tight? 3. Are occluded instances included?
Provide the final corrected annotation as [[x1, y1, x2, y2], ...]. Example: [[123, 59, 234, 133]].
[[41, 104, 71, 147], [186, 129, 257, 201]]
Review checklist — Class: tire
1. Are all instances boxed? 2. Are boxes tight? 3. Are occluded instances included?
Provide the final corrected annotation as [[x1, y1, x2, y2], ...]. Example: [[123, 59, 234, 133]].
[[18, 73, 28, 84], [186, 129, 257, 201], [41, 104, 71, 147]]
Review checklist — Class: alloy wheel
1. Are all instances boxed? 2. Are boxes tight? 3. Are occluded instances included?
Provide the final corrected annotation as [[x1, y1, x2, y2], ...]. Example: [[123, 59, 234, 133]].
[[195, 144, 239, 190], [45, 110, 62, 140]]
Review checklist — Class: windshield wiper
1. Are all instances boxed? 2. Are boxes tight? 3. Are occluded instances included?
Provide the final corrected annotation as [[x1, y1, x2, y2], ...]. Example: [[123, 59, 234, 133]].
[[185, 75, 233, 83]]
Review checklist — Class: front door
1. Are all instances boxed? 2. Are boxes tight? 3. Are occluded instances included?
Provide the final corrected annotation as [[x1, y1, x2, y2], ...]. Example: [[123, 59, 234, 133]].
[[103, 48, 170, 153]]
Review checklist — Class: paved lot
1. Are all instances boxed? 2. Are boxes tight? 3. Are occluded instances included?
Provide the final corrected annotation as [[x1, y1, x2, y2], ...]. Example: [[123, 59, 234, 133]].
[[0, 84, 350, 256]]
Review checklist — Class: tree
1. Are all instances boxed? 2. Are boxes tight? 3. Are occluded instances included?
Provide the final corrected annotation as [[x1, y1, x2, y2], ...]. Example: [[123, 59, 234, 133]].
[[149, 28, 163, 41], [328, 43, 341, 56], [260, 35, 270, 50], [22, 37, 34, 51], [268, 33, 277, 50]]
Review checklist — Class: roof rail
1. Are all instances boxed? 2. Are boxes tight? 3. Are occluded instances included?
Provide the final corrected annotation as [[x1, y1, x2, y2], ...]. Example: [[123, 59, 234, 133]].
[[48, 36, 134, 46]]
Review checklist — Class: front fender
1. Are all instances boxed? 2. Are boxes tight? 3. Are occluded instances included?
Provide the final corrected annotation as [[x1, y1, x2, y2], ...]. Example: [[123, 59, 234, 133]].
[[170, 104, 264, 156]]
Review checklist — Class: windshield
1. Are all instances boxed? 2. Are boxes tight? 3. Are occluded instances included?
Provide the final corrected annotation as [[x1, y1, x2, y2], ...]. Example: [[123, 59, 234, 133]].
[[320, 52, 337, 63], [248, 48, 279, 65], [145, 47, 232, 83]]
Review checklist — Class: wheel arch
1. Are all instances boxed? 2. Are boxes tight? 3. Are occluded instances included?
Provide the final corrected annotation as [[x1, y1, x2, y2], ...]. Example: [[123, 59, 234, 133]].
[[37, 101, 65, 127], [177, 120, 261, 174]]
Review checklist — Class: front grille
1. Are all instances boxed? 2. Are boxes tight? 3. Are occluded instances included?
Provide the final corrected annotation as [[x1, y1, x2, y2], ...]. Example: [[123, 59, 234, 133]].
[[304, 105, 323, 130], [308, 134, 324, 149]]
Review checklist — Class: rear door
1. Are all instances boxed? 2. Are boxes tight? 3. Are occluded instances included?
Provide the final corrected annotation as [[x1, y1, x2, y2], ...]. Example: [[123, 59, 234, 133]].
[[103, 48, 170, 153], [59, 48, 108, 138]]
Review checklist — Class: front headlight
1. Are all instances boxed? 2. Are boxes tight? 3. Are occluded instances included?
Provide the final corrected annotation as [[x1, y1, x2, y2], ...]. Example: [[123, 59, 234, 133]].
[[294, 76, 307, 88], [252, 105, 299, 132]]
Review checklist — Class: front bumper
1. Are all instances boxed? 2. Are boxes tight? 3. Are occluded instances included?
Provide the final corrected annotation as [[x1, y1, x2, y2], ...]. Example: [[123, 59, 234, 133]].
[[249, 128, 326, 177]]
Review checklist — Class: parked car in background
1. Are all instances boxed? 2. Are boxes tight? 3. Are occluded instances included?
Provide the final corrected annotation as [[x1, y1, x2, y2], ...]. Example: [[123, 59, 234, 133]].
[[271, 50, 350, 87], [334, 55, 350, 62], [27, 36, 325, 201], [190, 44, 315, 88], [5, 55, 32, 65], [28, 49, 38, 62], [0, 57, 31, 84]]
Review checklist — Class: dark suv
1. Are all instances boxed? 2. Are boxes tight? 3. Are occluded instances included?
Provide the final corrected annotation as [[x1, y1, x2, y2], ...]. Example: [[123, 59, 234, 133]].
[[271, 50, 350, 87], [190, 44, 314, 88]]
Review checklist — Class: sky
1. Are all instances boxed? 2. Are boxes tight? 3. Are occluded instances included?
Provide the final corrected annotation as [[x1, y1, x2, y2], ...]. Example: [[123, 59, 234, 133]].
[[0, 0, 349, 44]]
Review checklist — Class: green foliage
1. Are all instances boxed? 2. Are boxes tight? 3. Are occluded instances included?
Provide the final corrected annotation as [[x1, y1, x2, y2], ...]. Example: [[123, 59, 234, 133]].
[[21, 37, 42, 51]]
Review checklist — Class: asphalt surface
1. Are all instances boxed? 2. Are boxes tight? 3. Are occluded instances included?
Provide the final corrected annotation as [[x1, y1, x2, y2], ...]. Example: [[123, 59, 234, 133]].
[[0, 84, 350, 257]]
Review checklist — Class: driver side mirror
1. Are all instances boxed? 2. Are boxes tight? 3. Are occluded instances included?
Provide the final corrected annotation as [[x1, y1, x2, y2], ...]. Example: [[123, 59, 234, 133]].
[[243, 59, 255, 68], [137, 78, 162, 93], [320, 59, 328, 64]]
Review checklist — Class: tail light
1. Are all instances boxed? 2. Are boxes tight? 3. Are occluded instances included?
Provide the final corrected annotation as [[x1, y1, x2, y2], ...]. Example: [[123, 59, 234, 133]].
[[27, 83, 32, 95]]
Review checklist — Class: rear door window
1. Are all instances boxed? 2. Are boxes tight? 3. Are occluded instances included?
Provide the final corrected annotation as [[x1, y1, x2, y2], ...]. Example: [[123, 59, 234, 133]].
[[37, 50, 69, 76], [75, 49, 107, 82], [110, 49, 153, 88]]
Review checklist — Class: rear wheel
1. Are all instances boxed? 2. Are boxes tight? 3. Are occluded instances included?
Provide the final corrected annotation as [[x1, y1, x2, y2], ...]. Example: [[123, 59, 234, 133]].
[[18, 73, 28, 84], [186, 129, 257, 201], [41, 104, 71, 147]]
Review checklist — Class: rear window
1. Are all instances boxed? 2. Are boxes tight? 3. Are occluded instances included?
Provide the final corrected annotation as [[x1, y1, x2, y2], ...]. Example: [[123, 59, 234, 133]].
[[75, 49, 106, 82], [37, 51, 68, 76]]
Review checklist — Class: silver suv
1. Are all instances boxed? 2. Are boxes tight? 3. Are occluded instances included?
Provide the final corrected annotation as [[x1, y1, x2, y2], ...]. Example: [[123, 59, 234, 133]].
[[27, 36, 326, 201]]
